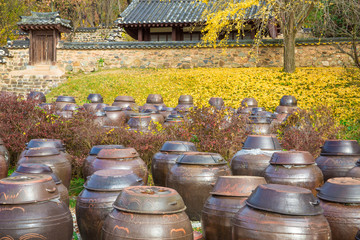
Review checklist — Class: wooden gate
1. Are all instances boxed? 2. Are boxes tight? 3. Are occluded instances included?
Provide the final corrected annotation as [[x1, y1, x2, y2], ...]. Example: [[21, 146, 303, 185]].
[[30, 30, 57, 65]]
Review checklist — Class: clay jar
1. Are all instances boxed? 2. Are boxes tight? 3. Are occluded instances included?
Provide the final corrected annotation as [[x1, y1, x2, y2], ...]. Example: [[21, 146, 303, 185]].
[[231, 135, 282, 176], [175, 95, 195, 111], [0, 175, 73, 239], [83, 144, 125, 179], [164, 113, 185, 126], [152, 141, 197, 187], [143, 108, 165, 124], [18, 147, 72, 188], [264, 151, 324, 195], [201, 176, 266, 240], [88, 148, 148, 184], [77, 170, 144, 240], [55, 95, 76, 110], [232, 184, 331, 239], [209, 97, 224, 110], [316, 140, 360, 181], [141, 94, 166, 110], [167, 152, 232, 221], [28, 91, 46, 103], [0, 138, 9, 168], [317, 177, 360, 240], [11, 163, 69, 206], [127, 113, 152, 131], [104, 106, 126, 125], [112, 96, 138, 109], [19, 138, 70, 162], [102, 186, 193, 240]]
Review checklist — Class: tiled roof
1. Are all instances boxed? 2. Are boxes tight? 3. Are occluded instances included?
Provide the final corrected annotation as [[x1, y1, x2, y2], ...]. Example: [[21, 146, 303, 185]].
[[116, 0, 264, 26], [18, 12, 72, 30]]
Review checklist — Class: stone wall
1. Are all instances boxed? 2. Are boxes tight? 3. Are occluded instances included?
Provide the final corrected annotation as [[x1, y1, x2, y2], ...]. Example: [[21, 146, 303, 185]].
[[56, 43, 354, 73]]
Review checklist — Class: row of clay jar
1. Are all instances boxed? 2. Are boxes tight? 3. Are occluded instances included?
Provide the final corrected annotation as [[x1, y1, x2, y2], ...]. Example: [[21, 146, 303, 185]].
[[29, 92, 299, 134]]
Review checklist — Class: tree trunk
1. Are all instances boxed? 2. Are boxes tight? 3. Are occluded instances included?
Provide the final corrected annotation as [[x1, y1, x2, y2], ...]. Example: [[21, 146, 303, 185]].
[[283, 10, 296, 73]]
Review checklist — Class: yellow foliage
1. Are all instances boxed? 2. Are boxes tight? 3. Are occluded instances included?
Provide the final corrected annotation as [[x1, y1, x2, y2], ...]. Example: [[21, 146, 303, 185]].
[[47, 67, 360, 123]]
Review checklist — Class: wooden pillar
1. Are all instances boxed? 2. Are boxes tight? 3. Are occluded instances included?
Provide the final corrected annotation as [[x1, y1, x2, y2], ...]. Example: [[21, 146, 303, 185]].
[[138, 28, 143, 41], [172, 27, 177, 41], [29, 30, 33, 65]]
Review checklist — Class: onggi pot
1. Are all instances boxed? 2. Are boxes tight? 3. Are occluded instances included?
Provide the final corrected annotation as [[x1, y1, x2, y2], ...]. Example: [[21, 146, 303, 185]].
[[0, 175, 73, 239], [18, 147, 72, 189], [88, 148, 148, 184], [315, 140, 360, 181], [77, 170, 144, 240], [167, 152, 231, 221], [232, 184, 331, 239], [102, 186, 193, 239], [0, 138, 10, 168], [317, 177, 360, 240], [11, 163, 69, 206], [152, 141, 197, 187], [82, 144, 125, 179], [201, 176, 266, 240], [264, 151, 324, 195], [230, 135, 282, 176]]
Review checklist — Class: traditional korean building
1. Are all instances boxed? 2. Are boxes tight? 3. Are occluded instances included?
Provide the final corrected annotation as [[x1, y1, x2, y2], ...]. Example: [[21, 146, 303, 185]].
[[116, 0, 277, 41], [17, 12, 72, 65]]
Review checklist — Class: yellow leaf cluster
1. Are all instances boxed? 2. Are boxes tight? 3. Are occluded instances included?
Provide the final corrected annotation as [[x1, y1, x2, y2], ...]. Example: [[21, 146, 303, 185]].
[[47, 67, 360, 124]]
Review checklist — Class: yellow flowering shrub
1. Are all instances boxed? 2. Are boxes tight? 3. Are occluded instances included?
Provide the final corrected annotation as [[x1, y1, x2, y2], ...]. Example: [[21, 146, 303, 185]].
[[47, 67, 360, 124]]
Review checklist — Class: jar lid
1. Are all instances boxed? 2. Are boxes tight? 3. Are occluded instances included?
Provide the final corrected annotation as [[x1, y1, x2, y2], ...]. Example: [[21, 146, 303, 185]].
[[280, 95, 297, 107], [24, 147, 60, 157], [87, 94, 103, 103], [320, 140, 360, 156], [246, 184, 323, 216], [160, 141, 197, 152], [146, 94, 164, 104], [104, 106, 122, 112], [89, 145, 125, 155], [56, 96, 76, 103], [97, 148, 139, 159], [113, 186, 186, 214], [317, 177, 360, 203], [176, 152, 227, 165], [178, 95, 194, 104], [0, 175, 59, 204], [209, 97, 224, 109], [11, 163, 62, 184], [114, 96, 135, 103], [84, 169, 144, 191], [270, 151, 315, 165], [243, 135, 282, 150], [210, 176, 266, 197], [26, 139, 65, 151]]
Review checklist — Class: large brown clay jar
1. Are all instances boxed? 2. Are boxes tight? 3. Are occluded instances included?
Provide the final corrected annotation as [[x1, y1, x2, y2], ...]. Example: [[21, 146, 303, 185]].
[[201, 176, 266, 240], [77, 170, 144, 240], [0, 175, 73, 239], [104, 106, 126, 125], [347, 160, 360, 177], [316, 140, 360, 181], [317, 177, 360, 240], [88, 148, 148, 184], [127, 113, 152, 131], [83, 145, 125, 179], [102, 186, 193, 240], [232, 184, 331, 240], [231, 135, 282, 176], [264, 151, 324, 195], [55, 95, 76, 110], [112, 96, 138, 109], [152, 141, 197, 187], [18, 147, 72, 188], [246, 116, 272, 135], [175, 95, 195, 112], [11, 163, 69, 206], [18, 138, 71, 162], [167, 152, 232, 221], [0, 138, 9, 168]]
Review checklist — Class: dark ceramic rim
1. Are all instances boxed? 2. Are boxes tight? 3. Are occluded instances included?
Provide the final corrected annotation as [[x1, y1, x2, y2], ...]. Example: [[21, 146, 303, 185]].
[[316, 178, 360, 203]]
